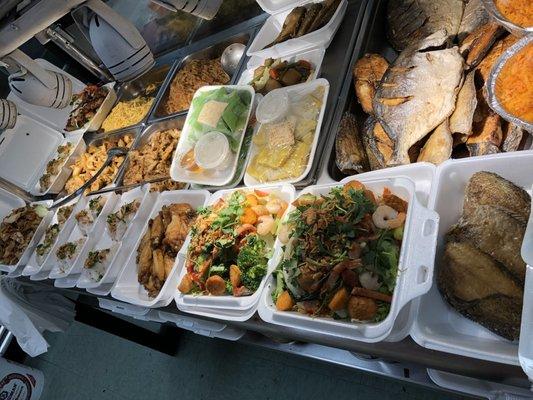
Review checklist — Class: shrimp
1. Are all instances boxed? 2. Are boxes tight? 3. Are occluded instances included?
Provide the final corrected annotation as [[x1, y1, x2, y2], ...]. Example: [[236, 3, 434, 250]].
[[235, 224, 256, 237], [251, 205, 269, 216], [372, 205, 406, 229], [265, 198, 287, 215], [257, 215, 275, 236]]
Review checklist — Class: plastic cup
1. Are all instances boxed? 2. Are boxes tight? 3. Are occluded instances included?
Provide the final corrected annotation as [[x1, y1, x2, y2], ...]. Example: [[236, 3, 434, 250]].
[[194, 131, 230, 170], [256, 89, 289, 124]]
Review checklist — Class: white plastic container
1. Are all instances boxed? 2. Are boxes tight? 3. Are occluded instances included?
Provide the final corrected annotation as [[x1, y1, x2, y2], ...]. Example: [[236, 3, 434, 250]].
[[0, 199, 53, 275], [77, 188, 157, 294], [410, 151, 533, 366], [174, 184, 296, 318], [238, 47, 326, 88], [24, 199, 79, 277], [258, 175, 439, 343], [520, 184, 533, 382], [46, 192, 121, 281], [247, 0, 347, 59], [111, 190, 210, 308], [158, 311, 245, 340], [243, 78, 330, 187], [169, 85, 255, 186]]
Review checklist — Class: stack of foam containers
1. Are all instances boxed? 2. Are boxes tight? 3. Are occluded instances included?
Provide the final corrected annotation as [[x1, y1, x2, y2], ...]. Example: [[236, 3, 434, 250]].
[[174, 184, 296, 322], [410, 151, 533, 370]]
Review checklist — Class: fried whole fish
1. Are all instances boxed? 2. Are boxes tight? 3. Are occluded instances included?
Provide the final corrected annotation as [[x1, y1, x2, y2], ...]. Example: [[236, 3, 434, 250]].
[[361, 117, 393, 170], [386, 0, 464, 51], [460, 23, 505, 69], [502, 122, 525, 153], [457, 0, 490, 42], [353, 54, 389, 115], [467, 90, 502, 156], [296, 3, 323, 37], [267, 7, 306, 48], [463, 171, 531, 224], [449, 205, 527, 283], [417, 120, 453, 165], [449, 71, 477, 142], [476, 34, 519, 85], [335, 112, 369, 174], [373, 30, 464, 166]]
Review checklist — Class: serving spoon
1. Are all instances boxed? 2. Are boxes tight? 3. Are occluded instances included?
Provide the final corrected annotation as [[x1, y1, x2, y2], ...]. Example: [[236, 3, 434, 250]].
[[49, 147, 128, 210]]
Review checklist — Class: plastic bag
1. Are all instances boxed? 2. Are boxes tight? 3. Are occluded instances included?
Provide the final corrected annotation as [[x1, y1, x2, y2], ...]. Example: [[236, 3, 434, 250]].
[[0, 277, 75, 357]]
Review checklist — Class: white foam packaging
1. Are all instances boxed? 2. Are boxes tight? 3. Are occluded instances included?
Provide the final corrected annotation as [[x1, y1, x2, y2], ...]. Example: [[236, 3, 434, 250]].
[[0, 191, 53, 275], [248, 0, 347, 59], [258, 170, 439, 343], [24, 198, 79, 277], [169, 85, 255, 187], [47, 192, 121, 282], [243, 78, 330, 187], [111, 189, 210, 308], [174, 184, 296, 321], [8, 60, 116, 134], [237, 47, 326, 87], [520, 184, 533, 381], [0, 115, 85, 195], [410, 151, 533, 366], [158, 311, 245, 340]]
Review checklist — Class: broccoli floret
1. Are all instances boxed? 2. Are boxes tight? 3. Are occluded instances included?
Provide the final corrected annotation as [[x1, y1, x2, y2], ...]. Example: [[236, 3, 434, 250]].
[[241, 263, 267, 292], [237, 234, 268, 292]]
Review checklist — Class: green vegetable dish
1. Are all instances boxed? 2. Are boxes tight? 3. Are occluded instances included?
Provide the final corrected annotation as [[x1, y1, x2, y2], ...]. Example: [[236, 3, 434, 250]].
[[272, 180, 407, 323], [178, 189, 288, 297]]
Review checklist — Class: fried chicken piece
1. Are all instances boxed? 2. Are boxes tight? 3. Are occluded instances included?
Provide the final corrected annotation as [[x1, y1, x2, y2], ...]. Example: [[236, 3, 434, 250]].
[[152, 248, 165, 282]]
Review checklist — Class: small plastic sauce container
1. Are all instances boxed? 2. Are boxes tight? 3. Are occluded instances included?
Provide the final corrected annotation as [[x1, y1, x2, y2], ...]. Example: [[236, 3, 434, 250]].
[[256, 89, 289, 124], [194, 131, 231, 170]]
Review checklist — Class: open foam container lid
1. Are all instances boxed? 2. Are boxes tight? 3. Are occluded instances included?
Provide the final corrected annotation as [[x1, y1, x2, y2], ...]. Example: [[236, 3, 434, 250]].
[[520, 184, 533, 381], [256, 0, 320, 15]]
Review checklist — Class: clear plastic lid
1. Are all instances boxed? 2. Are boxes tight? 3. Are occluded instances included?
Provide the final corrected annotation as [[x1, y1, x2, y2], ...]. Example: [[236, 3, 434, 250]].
[[256, 90, 289, 124], [194, 131, 230, 170]]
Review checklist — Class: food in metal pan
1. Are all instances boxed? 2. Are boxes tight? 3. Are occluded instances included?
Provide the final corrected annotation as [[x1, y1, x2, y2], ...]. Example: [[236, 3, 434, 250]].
[[271, 181, 406, 322], [64, 134, 134, 194], [123, 128, 184, 191], [65, 85, 107, 131], [178, 190, 288, 297], [494, 0, 533, 28], [494, 42, 533, 124], [138, 203, 196, 297], [249, 58, 314, 94], [106, 199, 141, 242], [246, 86, 323, 183], [386, 0, 464, 51], [101, 97, 154, 132], [0, 205, 47, 265], [437, 171, 530, 340], [163, 59, 230, 115], [265, 0, 341, 49]]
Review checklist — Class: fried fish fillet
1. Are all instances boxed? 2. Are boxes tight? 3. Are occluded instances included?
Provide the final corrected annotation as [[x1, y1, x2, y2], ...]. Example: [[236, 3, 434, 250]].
[[335, 112, 369, 174], [417, 120, 453, 165], [460, 22, 505, 69], [457, 0, 490, 41], [449, 71, 477, 141], [463, 171, 531, 224]]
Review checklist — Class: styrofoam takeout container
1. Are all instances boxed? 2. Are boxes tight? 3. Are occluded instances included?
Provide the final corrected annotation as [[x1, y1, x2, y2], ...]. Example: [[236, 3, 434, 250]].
[[0, 199, 53, 275], [24, 199, 79, 277], [243, 79, 330, 187], [410, 151, 533, 366], [77, 187, 158, 294], [112, 190, 210, 308], [174, 185, 295, 319], [238, 47, 326, 87], [169, 85, 255, 187], [258, 175, 439, 343], [519, 184, 533, 381], [247, 0, 347, 59], [158, 311, 245, 340], [47, 192, 120, 281]]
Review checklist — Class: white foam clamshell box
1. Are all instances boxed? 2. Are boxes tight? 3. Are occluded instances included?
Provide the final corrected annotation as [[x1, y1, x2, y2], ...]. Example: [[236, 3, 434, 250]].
[[8, 60, 116, 134], [158, 311, 245, 341], [410, 151, 533, 366], [520, 184, 533, 381], [47, 192, 122, 281], [79, 188, 158, 295], [0, 191, 53, 275], [243, 78, 330, 187], [0, 115, 85, 195], [169, 85, 255, 187], [111, 189, 210, 308], [23, 198, 79, 277], [237, 47, 326, 87], [247, 0, 347, 59], [174, 184, 295, 321], [258, 174, 439, 343]]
